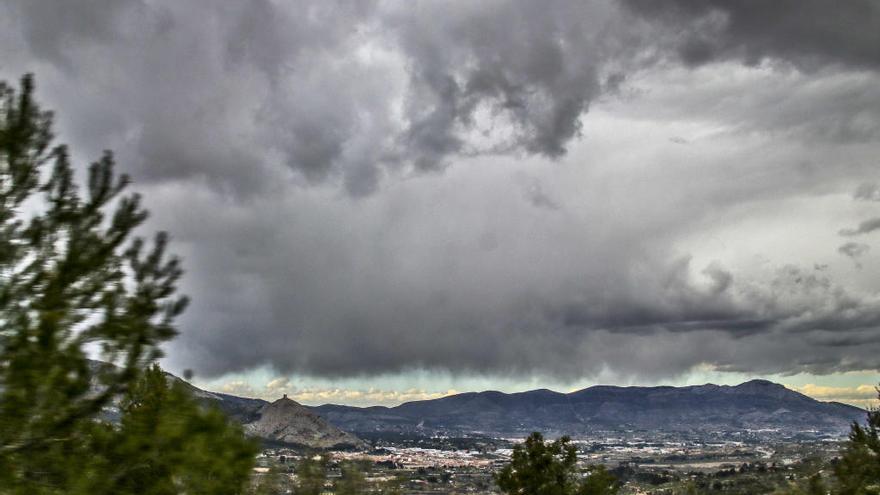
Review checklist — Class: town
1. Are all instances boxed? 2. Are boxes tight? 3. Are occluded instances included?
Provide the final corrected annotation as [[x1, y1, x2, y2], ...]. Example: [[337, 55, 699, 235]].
[[250, 432, 845, 494]]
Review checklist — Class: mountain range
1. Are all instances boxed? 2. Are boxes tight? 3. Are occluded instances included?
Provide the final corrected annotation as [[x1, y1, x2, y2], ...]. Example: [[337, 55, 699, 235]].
[[307, 380, 865, 439], [96, 361, 867, 448], [198, 379, 864, 445]]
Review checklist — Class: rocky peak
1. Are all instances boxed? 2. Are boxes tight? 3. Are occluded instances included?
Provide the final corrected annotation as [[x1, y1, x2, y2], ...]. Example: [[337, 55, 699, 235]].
[[244, 395, 365, 449]]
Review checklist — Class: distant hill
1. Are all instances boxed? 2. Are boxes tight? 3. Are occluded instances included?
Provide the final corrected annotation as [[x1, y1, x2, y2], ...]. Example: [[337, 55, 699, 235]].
[[242, 395, 365, 449], [89, 361, 364, 449], [179, 383, 366, 450], [307, 380, 865, 438]]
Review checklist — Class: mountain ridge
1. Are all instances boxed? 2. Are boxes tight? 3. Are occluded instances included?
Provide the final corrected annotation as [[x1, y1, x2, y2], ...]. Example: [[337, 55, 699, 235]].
[[307, 380, 847, 413], [305, 379, 865, 438], [92, 359, 867, 444]]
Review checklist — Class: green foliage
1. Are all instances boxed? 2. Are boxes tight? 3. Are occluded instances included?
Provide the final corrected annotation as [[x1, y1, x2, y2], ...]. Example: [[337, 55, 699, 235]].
[[496, 432, 578, 495], [496, 432, 619, 495], [774, 473, 829, 495], [806, 474, 830, 495], [296, 455, 328, 495], [578, 465, 620, 495], [679, 482, 699, 495], [336, 461, 368, 495], [0, 74, 257, 493], [95, 365, 258, 494], [834, 386, 880, 495]]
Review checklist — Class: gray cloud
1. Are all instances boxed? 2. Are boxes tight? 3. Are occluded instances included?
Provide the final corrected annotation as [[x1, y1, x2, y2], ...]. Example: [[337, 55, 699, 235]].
[[388, 1, 612, 168], [840, 218, 880, 237], [855, 182, 880, 201], [621, 0, 880, 70], [516, 175, 561, 210], [159, 167, 880, 379], [0, 0, 626, 198], [7, 0, 141, 68], [838, 242, 870, 268], [2, 1, 880, 383]]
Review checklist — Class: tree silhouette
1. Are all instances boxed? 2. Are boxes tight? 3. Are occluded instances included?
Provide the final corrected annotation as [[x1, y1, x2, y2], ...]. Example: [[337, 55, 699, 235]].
[[496, 432, 619, 495], [0, 74, 256, 493], [834, 385, 880, 495]]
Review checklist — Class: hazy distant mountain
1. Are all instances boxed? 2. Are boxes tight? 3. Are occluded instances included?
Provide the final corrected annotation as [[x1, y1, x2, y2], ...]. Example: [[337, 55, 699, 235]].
[[308, 380, 865, 438]]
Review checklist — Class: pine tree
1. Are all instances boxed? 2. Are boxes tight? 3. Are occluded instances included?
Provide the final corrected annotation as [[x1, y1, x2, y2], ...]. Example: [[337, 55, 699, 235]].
[[496, 432, 619, 495], [94, 365, 258, 495], [0, 74, 257, 493], [578, 465, 620, 495], [834, 386, 880, 495]]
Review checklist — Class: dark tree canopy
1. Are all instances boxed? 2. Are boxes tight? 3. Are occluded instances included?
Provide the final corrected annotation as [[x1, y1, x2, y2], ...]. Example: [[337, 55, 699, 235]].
[[496, 432, 619, 495], [0, 75, 257, 493], [94, 365, 258, 495], [834, 386, 880, 495]]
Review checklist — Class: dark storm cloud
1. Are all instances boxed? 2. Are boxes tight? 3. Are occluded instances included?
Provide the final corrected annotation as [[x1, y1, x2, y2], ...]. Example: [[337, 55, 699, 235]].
[[621, 0, 880, 70], [388, 1, 610, 169], [4, 0, 876, 196], [0, 0, 621, 197], [164, 190, 880, 380], [7, 0, 141, 68], [840, 219, 880, 237], [3, 0, 880, 382]]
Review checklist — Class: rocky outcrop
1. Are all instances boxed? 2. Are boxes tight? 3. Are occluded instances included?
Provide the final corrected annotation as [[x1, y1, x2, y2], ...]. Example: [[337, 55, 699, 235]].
[[242, 395, 365, 449]]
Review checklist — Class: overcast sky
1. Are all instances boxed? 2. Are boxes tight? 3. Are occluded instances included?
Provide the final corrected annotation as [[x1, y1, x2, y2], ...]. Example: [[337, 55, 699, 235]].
[[2, 0, 880, 407]]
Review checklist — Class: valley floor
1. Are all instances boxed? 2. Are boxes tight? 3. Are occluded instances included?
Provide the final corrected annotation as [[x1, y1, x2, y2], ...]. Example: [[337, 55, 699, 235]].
[[250, 435, 841, 494]]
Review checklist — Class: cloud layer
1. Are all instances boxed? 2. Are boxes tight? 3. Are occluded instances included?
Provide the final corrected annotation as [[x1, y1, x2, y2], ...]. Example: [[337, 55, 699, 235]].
[[790, 383, 879, 409], [1, 0, 879, 385], [218, 378, 458, 407], [622, 0, 880, 70]]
